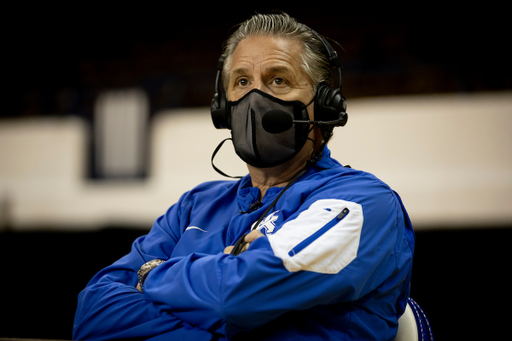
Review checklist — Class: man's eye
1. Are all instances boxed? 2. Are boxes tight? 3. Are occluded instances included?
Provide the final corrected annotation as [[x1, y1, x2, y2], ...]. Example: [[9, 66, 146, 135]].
[[238, 78, 249, 87], [273, 78, 285, 85]]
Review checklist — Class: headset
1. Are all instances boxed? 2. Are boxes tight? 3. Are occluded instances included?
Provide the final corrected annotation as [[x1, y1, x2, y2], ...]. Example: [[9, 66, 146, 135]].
[[210, 29, 348, 130]]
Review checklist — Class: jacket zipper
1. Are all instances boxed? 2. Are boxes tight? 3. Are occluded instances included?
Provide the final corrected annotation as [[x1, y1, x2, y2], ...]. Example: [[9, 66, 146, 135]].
[[288, 208, 350, 257]]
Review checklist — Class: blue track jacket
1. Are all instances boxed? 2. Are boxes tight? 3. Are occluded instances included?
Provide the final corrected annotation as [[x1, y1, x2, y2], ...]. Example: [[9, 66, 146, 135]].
[[73, 147, 415, 341]]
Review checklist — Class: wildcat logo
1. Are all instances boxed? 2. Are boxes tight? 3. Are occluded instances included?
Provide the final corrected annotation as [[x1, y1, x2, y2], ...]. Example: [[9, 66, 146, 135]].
[[256, 211, 280, 235]]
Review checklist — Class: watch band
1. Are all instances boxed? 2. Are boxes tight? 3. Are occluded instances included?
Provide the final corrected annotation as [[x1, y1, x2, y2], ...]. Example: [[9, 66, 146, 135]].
[[137, 259, 165, 290]]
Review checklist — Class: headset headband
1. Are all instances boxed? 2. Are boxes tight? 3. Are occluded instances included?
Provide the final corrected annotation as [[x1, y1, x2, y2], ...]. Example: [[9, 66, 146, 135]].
[[309, 29, 343, 90]]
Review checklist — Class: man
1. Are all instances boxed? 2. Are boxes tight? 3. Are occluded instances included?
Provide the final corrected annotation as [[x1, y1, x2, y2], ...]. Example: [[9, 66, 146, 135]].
[[73, 12, 414, 341]]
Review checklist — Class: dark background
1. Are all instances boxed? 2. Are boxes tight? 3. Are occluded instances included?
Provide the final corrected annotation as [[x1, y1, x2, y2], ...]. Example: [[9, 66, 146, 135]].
[[4, 5, 511, 119], [1, 4, 510, 340]]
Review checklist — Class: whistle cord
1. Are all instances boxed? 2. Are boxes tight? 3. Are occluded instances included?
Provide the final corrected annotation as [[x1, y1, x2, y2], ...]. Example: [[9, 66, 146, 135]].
[[230, 159, 314, 255]]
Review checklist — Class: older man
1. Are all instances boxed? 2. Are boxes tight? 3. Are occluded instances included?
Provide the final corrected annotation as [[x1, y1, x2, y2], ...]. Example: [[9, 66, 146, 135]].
[[74, 12, 414, 341]]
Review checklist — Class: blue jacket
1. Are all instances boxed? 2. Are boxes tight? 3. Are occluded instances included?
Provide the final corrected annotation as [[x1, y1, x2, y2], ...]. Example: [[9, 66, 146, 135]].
[[73, 147, 415, 341]]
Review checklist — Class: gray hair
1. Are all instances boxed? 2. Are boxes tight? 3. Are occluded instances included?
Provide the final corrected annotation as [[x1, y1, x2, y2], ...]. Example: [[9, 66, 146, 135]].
[[222, 13, 333, 94]]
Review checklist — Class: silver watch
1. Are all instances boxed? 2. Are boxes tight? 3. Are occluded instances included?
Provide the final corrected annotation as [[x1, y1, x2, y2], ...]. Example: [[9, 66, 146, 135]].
[[137, 259, 165, 290]]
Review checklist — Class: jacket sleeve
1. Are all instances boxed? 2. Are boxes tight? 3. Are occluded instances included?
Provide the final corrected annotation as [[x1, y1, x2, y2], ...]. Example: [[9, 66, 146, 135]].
[[72, 203, 222, 341], [142, 180, 414, 339]]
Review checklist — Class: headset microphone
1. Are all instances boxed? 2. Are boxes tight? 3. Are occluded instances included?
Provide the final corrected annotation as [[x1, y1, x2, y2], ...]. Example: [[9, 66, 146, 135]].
[[262, 110, 347, 135], [261, 110, 295, 134]]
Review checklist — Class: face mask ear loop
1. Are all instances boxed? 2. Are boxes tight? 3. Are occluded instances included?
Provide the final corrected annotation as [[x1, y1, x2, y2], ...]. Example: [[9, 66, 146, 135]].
[[305, 94, 316, 109], [306, 91, 329, 165], [305, 92, 319, 162], [310, 137, 330, 165], [303, 92, 317, 135], [211, 138, 243, 179], [306, 125, 329, 165], [304, 135, 323, 166]]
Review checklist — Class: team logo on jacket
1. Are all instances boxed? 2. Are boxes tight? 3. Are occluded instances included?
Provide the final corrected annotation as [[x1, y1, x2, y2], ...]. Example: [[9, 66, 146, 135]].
[[256, 211, 280, 235]]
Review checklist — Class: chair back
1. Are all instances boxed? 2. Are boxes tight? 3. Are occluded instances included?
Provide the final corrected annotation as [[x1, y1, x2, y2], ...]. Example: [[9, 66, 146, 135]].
[[395, 298, 434, 341]]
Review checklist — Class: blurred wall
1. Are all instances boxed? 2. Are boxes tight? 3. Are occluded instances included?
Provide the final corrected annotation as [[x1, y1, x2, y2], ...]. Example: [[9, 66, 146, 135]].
[[1, 90, 511, 231]]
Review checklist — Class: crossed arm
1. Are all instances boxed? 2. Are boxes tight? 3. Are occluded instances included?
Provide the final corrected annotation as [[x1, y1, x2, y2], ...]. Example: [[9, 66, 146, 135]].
[[74, 189, 408, 340], [135, 230, 264, 292], [73, 229, 272, 340]]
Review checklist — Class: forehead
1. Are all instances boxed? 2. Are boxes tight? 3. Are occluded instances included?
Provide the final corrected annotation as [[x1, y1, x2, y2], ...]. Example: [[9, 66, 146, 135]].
[[230, 35, 305, 74]]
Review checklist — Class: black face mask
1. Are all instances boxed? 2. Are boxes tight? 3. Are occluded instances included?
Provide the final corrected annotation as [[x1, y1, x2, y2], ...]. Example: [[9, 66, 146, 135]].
[[228, 89, 312, 168]]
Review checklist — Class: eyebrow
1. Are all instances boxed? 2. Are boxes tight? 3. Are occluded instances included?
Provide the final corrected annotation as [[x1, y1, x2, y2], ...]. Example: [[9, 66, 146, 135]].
[[230, 67, 249, 77], [230, 65, 293, 77], [264, 65, 293, 75]]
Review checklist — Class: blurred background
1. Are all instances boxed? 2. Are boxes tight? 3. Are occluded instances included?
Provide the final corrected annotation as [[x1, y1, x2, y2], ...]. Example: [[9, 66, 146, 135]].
[[1, 4, 511, 340]]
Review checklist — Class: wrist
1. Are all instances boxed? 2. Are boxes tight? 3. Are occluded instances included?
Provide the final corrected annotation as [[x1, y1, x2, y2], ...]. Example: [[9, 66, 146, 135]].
[[137, 259, 165, 291]]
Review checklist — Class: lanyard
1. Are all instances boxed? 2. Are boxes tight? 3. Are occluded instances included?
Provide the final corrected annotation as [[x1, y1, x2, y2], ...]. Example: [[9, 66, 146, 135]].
[[230, 162, 312, 256]]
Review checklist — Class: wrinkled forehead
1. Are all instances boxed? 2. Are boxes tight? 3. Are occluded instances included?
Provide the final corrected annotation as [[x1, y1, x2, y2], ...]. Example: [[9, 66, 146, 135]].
[[224, 35, 308, 87]]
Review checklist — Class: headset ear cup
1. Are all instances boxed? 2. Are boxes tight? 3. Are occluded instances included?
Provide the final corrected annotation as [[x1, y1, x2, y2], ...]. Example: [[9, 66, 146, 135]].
[[329, 89, 348, 127], [314, 84, 331, 121], [211, 54, 230, 129], [210, 92, 230, 129], [314, 84, 347, 126]]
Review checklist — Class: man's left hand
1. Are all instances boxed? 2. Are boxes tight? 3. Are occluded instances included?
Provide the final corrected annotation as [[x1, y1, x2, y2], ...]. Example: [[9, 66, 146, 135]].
[[224, 230, 264, 254]]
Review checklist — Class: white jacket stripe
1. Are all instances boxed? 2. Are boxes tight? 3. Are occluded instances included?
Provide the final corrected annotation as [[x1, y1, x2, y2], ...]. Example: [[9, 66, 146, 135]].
[[267, 199, 364, 274]]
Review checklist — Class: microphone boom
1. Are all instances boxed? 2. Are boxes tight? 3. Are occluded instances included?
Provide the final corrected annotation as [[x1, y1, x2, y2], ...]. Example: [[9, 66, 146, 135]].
[[262, 110, 346, 134]]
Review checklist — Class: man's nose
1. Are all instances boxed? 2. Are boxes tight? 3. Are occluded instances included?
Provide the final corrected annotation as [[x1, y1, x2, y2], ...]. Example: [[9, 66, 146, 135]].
[[251, 77, 267, 93]]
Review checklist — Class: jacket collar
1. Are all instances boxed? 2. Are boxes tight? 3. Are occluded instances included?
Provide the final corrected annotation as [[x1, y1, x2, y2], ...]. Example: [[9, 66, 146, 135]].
[[236, 146, 340, 210]]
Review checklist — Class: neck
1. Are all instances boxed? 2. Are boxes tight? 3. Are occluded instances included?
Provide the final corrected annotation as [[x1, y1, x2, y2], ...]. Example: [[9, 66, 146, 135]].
[[248, 147, 314, 200]]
